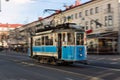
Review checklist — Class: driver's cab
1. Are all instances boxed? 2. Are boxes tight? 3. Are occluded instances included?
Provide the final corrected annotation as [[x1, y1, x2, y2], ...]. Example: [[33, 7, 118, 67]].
[[56, 31, 86, 61]]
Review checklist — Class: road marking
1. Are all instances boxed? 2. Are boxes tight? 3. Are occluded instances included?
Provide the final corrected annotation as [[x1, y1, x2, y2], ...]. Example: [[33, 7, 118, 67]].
[[21, 62, 35, 66], [20, 62, 103, 80], [1, 53, 119, 80], [82, 63, 120, 72], [97, 73, 113, 78], [65, 78, 74, 80]]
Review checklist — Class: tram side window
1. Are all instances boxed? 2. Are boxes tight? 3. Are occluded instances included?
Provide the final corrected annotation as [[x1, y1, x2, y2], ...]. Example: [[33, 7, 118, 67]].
[[42, 36, 45, 45], [45, 36, 48, 45], [35, 38, 41, 46], [67, 33, 74, 45], [63, 33, 65, 42], [62, 33, 66, 45], [76, 33, 84, 45], [45, 35, 53, 45], [49, 36, 53, 45], [35, 40, 37, 46]]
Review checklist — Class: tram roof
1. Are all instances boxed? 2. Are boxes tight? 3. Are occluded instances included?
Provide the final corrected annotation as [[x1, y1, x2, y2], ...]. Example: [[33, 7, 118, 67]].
[[35, 23, 84, 33]]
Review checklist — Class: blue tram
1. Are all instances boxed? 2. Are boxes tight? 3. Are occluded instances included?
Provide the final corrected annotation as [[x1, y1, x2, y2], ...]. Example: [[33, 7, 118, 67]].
[[28, 23, 87, 65]]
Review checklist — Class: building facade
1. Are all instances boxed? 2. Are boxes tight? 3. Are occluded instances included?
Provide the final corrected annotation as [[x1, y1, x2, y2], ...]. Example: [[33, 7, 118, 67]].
[[15, 0, 120, 54], [8, 19, 42, 52], [42, 0, 119, 54], [0, 23, 22, 47]]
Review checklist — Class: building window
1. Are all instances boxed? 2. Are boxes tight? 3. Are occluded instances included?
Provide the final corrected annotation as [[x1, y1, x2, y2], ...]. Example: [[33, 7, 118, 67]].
[[90, 8, 93, 15], [85, 21, 89, 30], [105, 16, 108, 26], [60, 19, 62, 24], [104, 15, 113, 27], [107, 4, 111, 12], [79, 12, 82, 17], [64, 17, 67, 22], [96, 19, 100, 28], [75, 13, 78, 19], [67, 16, 72, 21], [85, 10, 88, 16], [56, 20, 59, 25], [71, 14, 73, 20], [108, 15, 113, 26], [90, 20, 93, 29], [95, 7, 99, 13]]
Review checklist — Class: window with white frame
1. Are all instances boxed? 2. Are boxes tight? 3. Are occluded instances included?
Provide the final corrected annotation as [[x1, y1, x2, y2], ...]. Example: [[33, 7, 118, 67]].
[[108, 15, 113, 26], [90, 20, 93, 29], [96, 19, 100, 28], [105, 16, 108, 26], [107, 4, 111, 12], [71, 14, 73, 20], [104, 15, 113, 27], [95, 7, 99, 13], [85, 21, 89, 30], [90, 8, 93, 15], [85, 10, 88, 16], [75, 13, 78, 19], [79, 12, 82, 18]]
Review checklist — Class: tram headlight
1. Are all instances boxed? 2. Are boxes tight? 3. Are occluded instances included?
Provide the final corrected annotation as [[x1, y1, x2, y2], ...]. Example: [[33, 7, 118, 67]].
[[80, 54, 82, 56]]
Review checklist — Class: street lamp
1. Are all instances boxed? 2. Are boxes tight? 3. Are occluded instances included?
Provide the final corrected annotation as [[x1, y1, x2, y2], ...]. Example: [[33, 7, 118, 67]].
[[0, 0, 9, 12]]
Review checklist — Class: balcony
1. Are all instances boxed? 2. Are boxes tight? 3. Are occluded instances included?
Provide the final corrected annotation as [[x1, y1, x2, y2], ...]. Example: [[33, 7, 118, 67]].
[[104, 27, 113, 31], [104, 8, 114, 14]]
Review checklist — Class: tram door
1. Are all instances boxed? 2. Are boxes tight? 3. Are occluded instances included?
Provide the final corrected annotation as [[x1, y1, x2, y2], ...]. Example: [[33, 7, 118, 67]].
[[58, 33, 62, 59]]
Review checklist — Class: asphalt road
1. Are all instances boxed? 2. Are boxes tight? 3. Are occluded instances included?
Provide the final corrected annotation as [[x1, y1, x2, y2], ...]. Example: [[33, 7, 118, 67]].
[[87, 55, 120, 69], [0, 51, 120, 80]]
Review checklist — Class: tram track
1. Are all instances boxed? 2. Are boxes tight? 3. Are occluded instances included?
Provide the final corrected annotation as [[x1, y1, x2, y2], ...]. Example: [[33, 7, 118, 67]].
[[0, 53, 103, 80], [0, 53, 120, 71], [75, 63, 120, 72], [0, 53, 120, 80], [86, 60, 120, 70], [18, 60, 120, 80]]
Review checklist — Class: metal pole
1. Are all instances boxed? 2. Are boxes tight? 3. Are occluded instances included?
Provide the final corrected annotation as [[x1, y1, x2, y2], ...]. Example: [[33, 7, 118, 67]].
[[0, 0, 9, 12], [30, 37, 33, 57], [0, 0, 1, 12], [118, 5, 120, 54]]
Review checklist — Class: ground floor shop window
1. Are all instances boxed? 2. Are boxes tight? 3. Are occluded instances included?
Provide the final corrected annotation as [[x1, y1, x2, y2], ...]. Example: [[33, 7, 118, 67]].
[[87, 38, 117, 54]]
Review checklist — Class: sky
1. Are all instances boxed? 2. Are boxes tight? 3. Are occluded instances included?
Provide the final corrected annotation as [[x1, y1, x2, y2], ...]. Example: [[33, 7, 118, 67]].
[[0, 0, 90, 24]]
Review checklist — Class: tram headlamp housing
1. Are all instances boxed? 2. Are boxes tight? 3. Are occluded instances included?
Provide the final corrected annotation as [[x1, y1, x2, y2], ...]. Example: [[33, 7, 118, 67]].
[[80, 54, 82, 56]]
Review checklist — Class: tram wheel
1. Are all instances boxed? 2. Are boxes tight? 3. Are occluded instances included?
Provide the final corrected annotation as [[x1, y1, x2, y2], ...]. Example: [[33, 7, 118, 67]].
[[50, 58, 58, 65], [39, 57, 44, 64]]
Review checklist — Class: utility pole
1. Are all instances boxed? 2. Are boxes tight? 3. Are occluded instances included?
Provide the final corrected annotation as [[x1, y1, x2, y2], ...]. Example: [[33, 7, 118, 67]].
[[118, 4, 120, 54], [0, 0, 9, 12]]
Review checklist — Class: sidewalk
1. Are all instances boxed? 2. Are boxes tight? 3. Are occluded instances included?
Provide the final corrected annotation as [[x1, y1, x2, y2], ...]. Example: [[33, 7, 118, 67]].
[[88, 54, 120, 61], [0, 50, 27, 56], [87, 54, 120, 65]]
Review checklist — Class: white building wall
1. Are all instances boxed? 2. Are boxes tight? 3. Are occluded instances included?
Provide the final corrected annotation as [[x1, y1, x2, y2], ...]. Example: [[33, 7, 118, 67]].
[[59, 0, 119, 34]]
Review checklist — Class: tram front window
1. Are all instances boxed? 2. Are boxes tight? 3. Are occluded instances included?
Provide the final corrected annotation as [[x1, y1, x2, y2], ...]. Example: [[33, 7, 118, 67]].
[[67, 33, 75, 45], [76, 33, 84, 45]]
